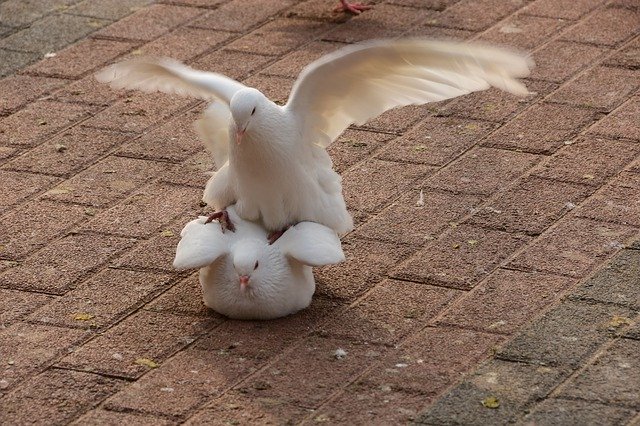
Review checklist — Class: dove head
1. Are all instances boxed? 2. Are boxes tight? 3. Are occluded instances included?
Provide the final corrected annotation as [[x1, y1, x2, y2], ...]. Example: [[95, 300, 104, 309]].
[[229, 88, 269, 144], [231, 238, 272, 294]]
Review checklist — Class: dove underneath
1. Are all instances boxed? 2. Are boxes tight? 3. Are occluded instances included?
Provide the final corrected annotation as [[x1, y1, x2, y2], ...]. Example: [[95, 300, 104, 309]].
[[97, 39, 533, 239], [173, 206, 344, 320]]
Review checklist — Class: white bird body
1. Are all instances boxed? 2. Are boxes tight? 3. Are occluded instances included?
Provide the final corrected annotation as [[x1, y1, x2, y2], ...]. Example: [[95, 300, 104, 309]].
[[173, 206, 344, 320]]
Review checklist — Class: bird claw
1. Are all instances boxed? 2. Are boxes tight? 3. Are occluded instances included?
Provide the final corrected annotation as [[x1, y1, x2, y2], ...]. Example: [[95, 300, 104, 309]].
[[334, 0, 372, 14], [205, 209, 235, 233]]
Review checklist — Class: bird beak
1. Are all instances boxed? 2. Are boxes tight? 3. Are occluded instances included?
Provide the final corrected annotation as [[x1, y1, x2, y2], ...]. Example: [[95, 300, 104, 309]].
[[236, 128, 245, 145], [239, 275, 250, 290]]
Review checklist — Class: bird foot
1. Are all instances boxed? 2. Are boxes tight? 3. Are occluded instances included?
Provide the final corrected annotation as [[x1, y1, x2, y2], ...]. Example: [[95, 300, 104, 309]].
[[204, 209, 235, 232], [267, 226, 291, 245], [334, 0, 372, 14]]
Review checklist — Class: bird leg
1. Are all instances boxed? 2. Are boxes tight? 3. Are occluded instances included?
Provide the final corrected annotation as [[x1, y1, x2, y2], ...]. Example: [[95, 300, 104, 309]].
[[334, 0, 372, 14], [204, 209, 236, 232], [267, 226, 291, 245]]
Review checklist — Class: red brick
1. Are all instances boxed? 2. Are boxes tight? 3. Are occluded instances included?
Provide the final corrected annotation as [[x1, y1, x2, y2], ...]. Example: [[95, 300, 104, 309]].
[[315, 236, 417, 301], [318, 279, 459, 345], [356, 189, 482, 246], [135, 27, 234, 61], [547, 66, 639, 112], [4, 127, 132, 177], [24, 38, 135, 79], [424, 147, 540, 196], [388, 0, 457, 9], [0, 369, 124, 425], [605, 37, 640, 70], [509, 217, 638, 277], [575, 172, 640, 227], [0, 75, 66, 115], [478, 14, 567, 50], [191, 49, 274, 81], [145, 273, 210, 316], [51, 74, 123, 106], [190, 0, 295, 32], [227, 19, 329, 56], [326, 129, 394, 173], [467, 176, 593, 235], [342, 158, 434, 213], [0, 170, 58, 213], [242, 74, 294, 105], [431, 0, 526, 31], [437, 269, 576, 334], [96, 4, 203, 41], [532, 136, 640, 187], [82, 92, 195, 133], [42, 156, 166, 207], [263, 40, 342, 78], [80, 183, 201, 238], [529, 41, 608, 83], [392, 224, 531, 290], [57, 310, 216, 379], [523, 0, 604, 20], [72, 409, 174, 426], [406, 22, 475, 40], [238, 335, 390, 408], [283, 0, 369, 22], [589, 96, 640, 141], [561, 7, 639, 46], [1, 233, 135, 294], [160, 150, 214, 188], [0, 200, 87, 259], [0, 100, 94, 147], [361, 104, 434, 135], [28, 269, 174, 329], [0, 146, 16, 160], [0, 322, 87, 391], [0, 289, 54, 326], [377, 116, 497, 166]]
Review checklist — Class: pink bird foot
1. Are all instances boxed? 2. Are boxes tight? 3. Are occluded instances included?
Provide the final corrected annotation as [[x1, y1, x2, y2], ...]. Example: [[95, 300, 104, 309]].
[[205, 209, 235, 232], [267, 226, 291, 245], [334, 0, 372, 14]]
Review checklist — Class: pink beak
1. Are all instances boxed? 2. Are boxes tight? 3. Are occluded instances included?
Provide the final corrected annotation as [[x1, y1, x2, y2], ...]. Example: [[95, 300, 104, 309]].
[[236, 128, 245, 145], [239, 275, 250, 290]]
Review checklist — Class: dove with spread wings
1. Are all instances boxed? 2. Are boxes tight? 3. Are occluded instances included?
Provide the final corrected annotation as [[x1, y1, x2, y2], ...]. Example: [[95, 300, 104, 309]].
[[97, 39, 532, 242]]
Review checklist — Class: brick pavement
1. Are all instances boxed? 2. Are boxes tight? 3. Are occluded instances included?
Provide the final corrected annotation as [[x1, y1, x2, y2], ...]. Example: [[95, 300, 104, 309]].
[[0, 0, 638, 424]]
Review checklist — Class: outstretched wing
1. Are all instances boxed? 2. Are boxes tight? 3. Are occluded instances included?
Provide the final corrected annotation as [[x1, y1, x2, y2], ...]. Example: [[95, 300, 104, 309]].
[[194, 102, 232, 169], [96, 57, 245, 104], [173, 217, 228, 270], [285, 39, 533, 147], [277, 222, 345, 267]]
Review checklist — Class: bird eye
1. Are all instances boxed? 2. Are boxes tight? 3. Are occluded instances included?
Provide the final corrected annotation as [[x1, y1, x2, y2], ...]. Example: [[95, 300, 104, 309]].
[[254, 261, 259, 269], [251, 107, 256, 116]]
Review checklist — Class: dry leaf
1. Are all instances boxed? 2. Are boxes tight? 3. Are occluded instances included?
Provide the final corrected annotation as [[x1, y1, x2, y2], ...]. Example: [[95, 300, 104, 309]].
[[135, 358, 159, 368], [73, 313, 94, 321], [160, 229, 175, 237], [482, 396, 500, 408]]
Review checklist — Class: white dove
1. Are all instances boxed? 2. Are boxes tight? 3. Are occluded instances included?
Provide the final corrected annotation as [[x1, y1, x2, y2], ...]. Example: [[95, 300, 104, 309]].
[[173, 206, 344, 320], [96, 39, 532, 241]]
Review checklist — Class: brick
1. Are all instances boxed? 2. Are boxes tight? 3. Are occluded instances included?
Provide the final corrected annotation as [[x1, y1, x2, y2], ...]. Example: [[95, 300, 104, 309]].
[[25, 38, 135, 79], [361, 104, 434, 135], [416, 359, 569, 425], [438, 269, 576, 334], [227, 19, 329, 56], [242, 74, 294, 105], [263, 40, 342, 78], [72, 409, 174, 426], [134, 27, 233, 62], [440, 80, 555, 124], [0, 14, 111, 55], [0, 49, 39, 78], [576, 173, 640, 227], [406, 22, 475, 40], [605, 37, 640, 70], [192, 49, 274, 81], [82, 92, 195, 133], [356, 189, 482, 246], [523, 0, 604, 20], [497, 300, 634, 367], [510, 217, 638, 277], [342, 158, 434, 214], [0, 289, 54, 326], [377, 116, 497, 166], [0, 146, 16, 160], [283, 0, 367, 22], [388, 0, 457, 9], [0, 0, 78, 26], [481, 103, 597, 154], [42, 156, 167, 207], [51, 73, 124, 106], [548, 66, 639, 112], [0, 369, 124, 425], [0, 170, 58, 213], [57, 310, 215, 379], [1, 233, 135, 294], [319, 279, 458, 345], [532, 137, 640, 187], [4, 127, 132, 177], [95, 4, 203, 41], [315, 236, 417, 301], [0, 200, 87, 259], [590, 96, 640, 140], [326, 129, 394, 173], [80, 183, 201, 238], [238, 335, 390, 409], [431, 0, 526, 31], [67, 0, 154, 20], [524, 398, 636, 426], [424, 147, 540, 196], [529, 41, 608, 83], [163, 0, 226, 7], [561, 7, 639, 46], [160, 150, 214, 188], [145, 273, 209, 316], [190, 0, 295, 32], [467, 176, 593, 235], [392, 224, 530, 290], [0, 322, 87, 391], [571, 249, 640, 309], [0, 75, 66, 115], [29, 268, 174, 329], [478, 14, 567, 50], [0, 100, 94, 147]]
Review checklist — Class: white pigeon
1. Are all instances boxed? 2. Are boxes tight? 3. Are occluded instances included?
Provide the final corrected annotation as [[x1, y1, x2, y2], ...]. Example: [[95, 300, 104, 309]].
[[173, 206, 344, 320], [96, 39, 532, 240]]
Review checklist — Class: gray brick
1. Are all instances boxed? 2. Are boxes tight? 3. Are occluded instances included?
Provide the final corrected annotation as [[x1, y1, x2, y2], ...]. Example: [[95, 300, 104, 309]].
[[67, 0, 153, 20], [523, 398, 636, 426], [0, 49, 39, 77], [0, 0, 79, 27]]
